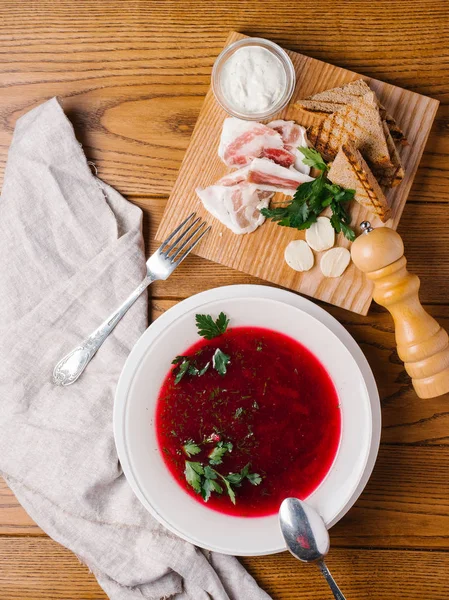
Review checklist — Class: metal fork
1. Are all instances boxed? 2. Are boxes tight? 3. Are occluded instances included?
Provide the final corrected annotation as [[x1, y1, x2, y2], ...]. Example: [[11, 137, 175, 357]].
[[52, 213, 210, 386]]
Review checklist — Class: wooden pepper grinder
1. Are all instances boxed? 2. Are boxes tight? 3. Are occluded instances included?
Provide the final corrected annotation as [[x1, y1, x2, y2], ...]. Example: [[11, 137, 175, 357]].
[[351, 222, 449, 399]]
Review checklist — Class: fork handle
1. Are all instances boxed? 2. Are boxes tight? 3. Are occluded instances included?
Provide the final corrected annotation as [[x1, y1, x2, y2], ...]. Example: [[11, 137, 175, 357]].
[[52, 275, 154, 386]]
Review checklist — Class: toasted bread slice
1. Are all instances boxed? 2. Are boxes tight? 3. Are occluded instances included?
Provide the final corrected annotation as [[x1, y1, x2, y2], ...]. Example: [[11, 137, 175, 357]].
[[296, 79, 372, 114], [371, 121, 405, 187], [328, 143, 391, 222], [295, 79, 407, 144], [308, 91, 393, 169]]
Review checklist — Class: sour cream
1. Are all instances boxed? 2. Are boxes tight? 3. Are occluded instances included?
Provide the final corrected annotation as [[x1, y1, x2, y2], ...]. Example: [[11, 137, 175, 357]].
[[220, 46, 287, 115]]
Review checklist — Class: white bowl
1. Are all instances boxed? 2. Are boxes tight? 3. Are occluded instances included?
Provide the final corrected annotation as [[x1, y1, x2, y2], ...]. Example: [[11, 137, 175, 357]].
[[114, 285, 380, 556]]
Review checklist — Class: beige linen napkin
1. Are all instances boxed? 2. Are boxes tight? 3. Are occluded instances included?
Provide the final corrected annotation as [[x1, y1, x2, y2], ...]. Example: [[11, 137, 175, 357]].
[[0, 98, 271, 600]]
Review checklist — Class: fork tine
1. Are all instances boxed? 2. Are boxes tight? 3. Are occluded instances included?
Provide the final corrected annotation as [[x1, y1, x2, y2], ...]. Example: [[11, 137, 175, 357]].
[[170, 221, 206, 262], [162, 216, 201, 257], [159, 212, 196, 253], [173, 225, 211, 266]]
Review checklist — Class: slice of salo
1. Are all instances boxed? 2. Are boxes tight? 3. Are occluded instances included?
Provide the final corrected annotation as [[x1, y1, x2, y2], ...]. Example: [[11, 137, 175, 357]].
[[305, 216, 335, 252], [284, 240, 314, 272], [320, 247, 351, 277]]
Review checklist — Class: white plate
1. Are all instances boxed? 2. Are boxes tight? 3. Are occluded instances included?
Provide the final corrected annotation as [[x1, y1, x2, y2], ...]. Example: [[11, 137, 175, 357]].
[[114, 285, 381, 556]]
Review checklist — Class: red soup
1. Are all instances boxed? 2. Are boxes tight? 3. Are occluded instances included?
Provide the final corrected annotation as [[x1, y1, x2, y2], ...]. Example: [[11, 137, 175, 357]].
[[156, 326, 341, 517]]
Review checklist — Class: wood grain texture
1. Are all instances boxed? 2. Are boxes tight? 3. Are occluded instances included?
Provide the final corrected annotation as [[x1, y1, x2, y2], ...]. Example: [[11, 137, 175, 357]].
[[1, 2, 449, 598], [4, 444, 449, 548], [0, 1, 448, 200], [1, 537, 449, 600], [152, 299, 449, 445], [156, 31, 439, 315], [142, 196, 449, 305], [0, 537, 107, 599]]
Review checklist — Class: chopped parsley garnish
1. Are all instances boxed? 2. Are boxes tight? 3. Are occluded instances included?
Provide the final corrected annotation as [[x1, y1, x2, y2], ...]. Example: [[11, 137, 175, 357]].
[[234, 407, 244, 419], [261, 147, 356, 241], [208, 441, 233, 465], [184, 461, 204, 493], [172, 357, 210, 385], [183, 440, 201, 457], [174, 359, 190, 384], [195, 312, 230, 340], [212, 348, 230, 376], [183, 440, 261, 504], [188, 362, 210, 377]]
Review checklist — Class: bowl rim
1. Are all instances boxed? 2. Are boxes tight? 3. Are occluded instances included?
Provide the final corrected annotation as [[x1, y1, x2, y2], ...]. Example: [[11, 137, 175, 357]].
[[211, 37, 296, 121], [114, 285, 381, 555]]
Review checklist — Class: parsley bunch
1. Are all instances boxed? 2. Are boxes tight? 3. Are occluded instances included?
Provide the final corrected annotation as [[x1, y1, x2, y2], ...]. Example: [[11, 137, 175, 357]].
[[171, 313, 231, 384], [261, 147, 356, 241], [182, 439, 261, 503]]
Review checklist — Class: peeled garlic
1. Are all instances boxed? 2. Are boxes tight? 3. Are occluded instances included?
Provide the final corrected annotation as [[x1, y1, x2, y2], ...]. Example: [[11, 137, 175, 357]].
[[320, 247, 351, 277], [284, 240, 314, 272], [305, 217, 335, 252]]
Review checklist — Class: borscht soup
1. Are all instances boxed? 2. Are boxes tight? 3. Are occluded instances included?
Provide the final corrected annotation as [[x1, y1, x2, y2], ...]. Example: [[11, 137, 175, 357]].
[[156, 314, 341, 518]]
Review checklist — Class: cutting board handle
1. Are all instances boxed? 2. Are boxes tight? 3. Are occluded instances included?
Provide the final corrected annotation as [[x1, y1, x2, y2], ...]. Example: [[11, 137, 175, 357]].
[[351, 222, 449, 399]]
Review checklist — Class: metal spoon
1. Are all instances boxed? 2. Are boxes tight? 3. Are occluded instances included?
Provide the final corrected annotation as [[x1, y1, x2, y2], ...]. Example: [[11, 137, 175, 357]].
[[279, 497, 347, 600]]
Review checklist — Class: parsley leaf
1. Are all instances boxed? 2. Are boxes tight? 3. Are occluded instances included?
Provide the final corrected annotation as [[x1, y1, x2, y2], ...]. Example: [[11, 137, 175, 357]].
[[188, 362, 210, 377], [209, 441, 233, 465], [184, 461, 204, 493], [172, 355, 188, 365], [247, 472, 262, 486], [174, 359, 190, 384], [261, 149, 356, 241], [203, 465, 218, 479], [298, 146, 328, 172], [225, 464, 261, 488], [212, 349, 230, 376], [195, 312, 230, 340], [234, 407, 244, 419], [225, 472, 244, 485], [183, 440, 201, 457], [222, 477, 236, 504], [201, 477, 223, 502]]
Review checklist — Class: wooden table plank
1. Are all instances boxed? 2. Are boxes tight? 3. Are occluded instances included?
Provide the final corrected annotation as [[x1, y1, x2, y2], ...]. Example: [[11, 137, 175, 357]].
[[242, 548, 449, 599], [1, 2, 449, 599], [0, 537, 107, 599], [152, 299, 449, 446], [0, 2, 447, 199], [3, 443, 449, 547], [137, 196, 449, 304], [1, 536, 449, 599], [0, 479, 43, 537]]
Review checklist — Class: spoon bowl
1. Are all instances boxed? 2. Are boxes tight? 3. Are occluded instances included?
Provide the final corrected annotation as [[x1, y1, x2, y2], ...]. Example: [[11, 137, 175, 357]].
[[279, 498, 346, 600]]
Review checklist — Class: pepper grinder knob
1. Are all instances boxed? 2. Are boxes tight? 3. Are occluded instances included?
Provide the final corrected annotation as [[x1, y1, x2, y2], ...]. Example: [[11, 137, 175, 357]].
[[351, 223, 449, 399]]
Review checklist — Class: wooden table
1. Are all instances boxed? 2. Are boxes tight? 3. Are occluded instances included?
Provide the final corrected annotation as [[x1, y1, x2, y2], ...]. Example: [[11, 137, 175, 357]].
[[1, 1, 449, 598]]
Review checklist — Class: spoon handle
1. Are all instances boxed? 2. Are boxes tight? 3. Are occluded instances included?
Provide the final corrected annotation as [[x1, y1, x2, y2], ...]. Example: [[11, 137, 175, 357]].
[[317, 560, 346, 600]]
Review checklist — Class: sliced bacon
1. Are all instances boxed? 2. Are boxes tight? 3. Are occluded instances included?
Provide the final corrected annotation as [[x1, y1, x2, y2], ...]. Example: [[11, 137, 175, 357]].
[[196, 182, 273, 235], [217, 166, 250, 186], [261, 147, 296, 168], [267, 119, 311, 175], [218, 118, 284, 168], [247, 158, 313, 195]]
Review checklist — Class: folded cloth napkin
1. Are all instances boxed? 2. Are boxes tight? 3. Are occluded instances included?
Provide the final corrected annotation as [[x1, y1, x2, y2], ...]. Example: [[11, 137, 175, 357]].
[[0, 98, 271, 600]]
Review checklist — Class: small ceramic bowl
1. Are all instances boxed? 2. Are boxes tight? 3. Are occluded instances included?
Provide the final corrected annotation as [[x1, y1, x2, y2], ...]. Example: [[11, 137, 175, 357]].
[[212, 37, 296, 121], [114, 287, 378, 556]]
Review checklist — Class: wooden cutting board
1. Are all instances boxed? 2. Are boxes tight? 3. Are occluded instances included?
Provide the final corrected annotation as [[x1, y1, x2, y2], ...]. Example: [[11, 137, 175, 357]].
[[156, 31, 439, 315]]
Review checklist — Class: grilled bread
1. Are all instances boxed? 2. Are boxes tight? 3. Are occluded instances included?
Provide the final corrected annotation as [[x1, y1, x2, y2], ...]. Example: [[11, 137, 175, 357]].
[[308, 91, 393, 170], [295, 79, 407, 144], [371, 121, 405, 187], [328, 143, 391, 222]]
